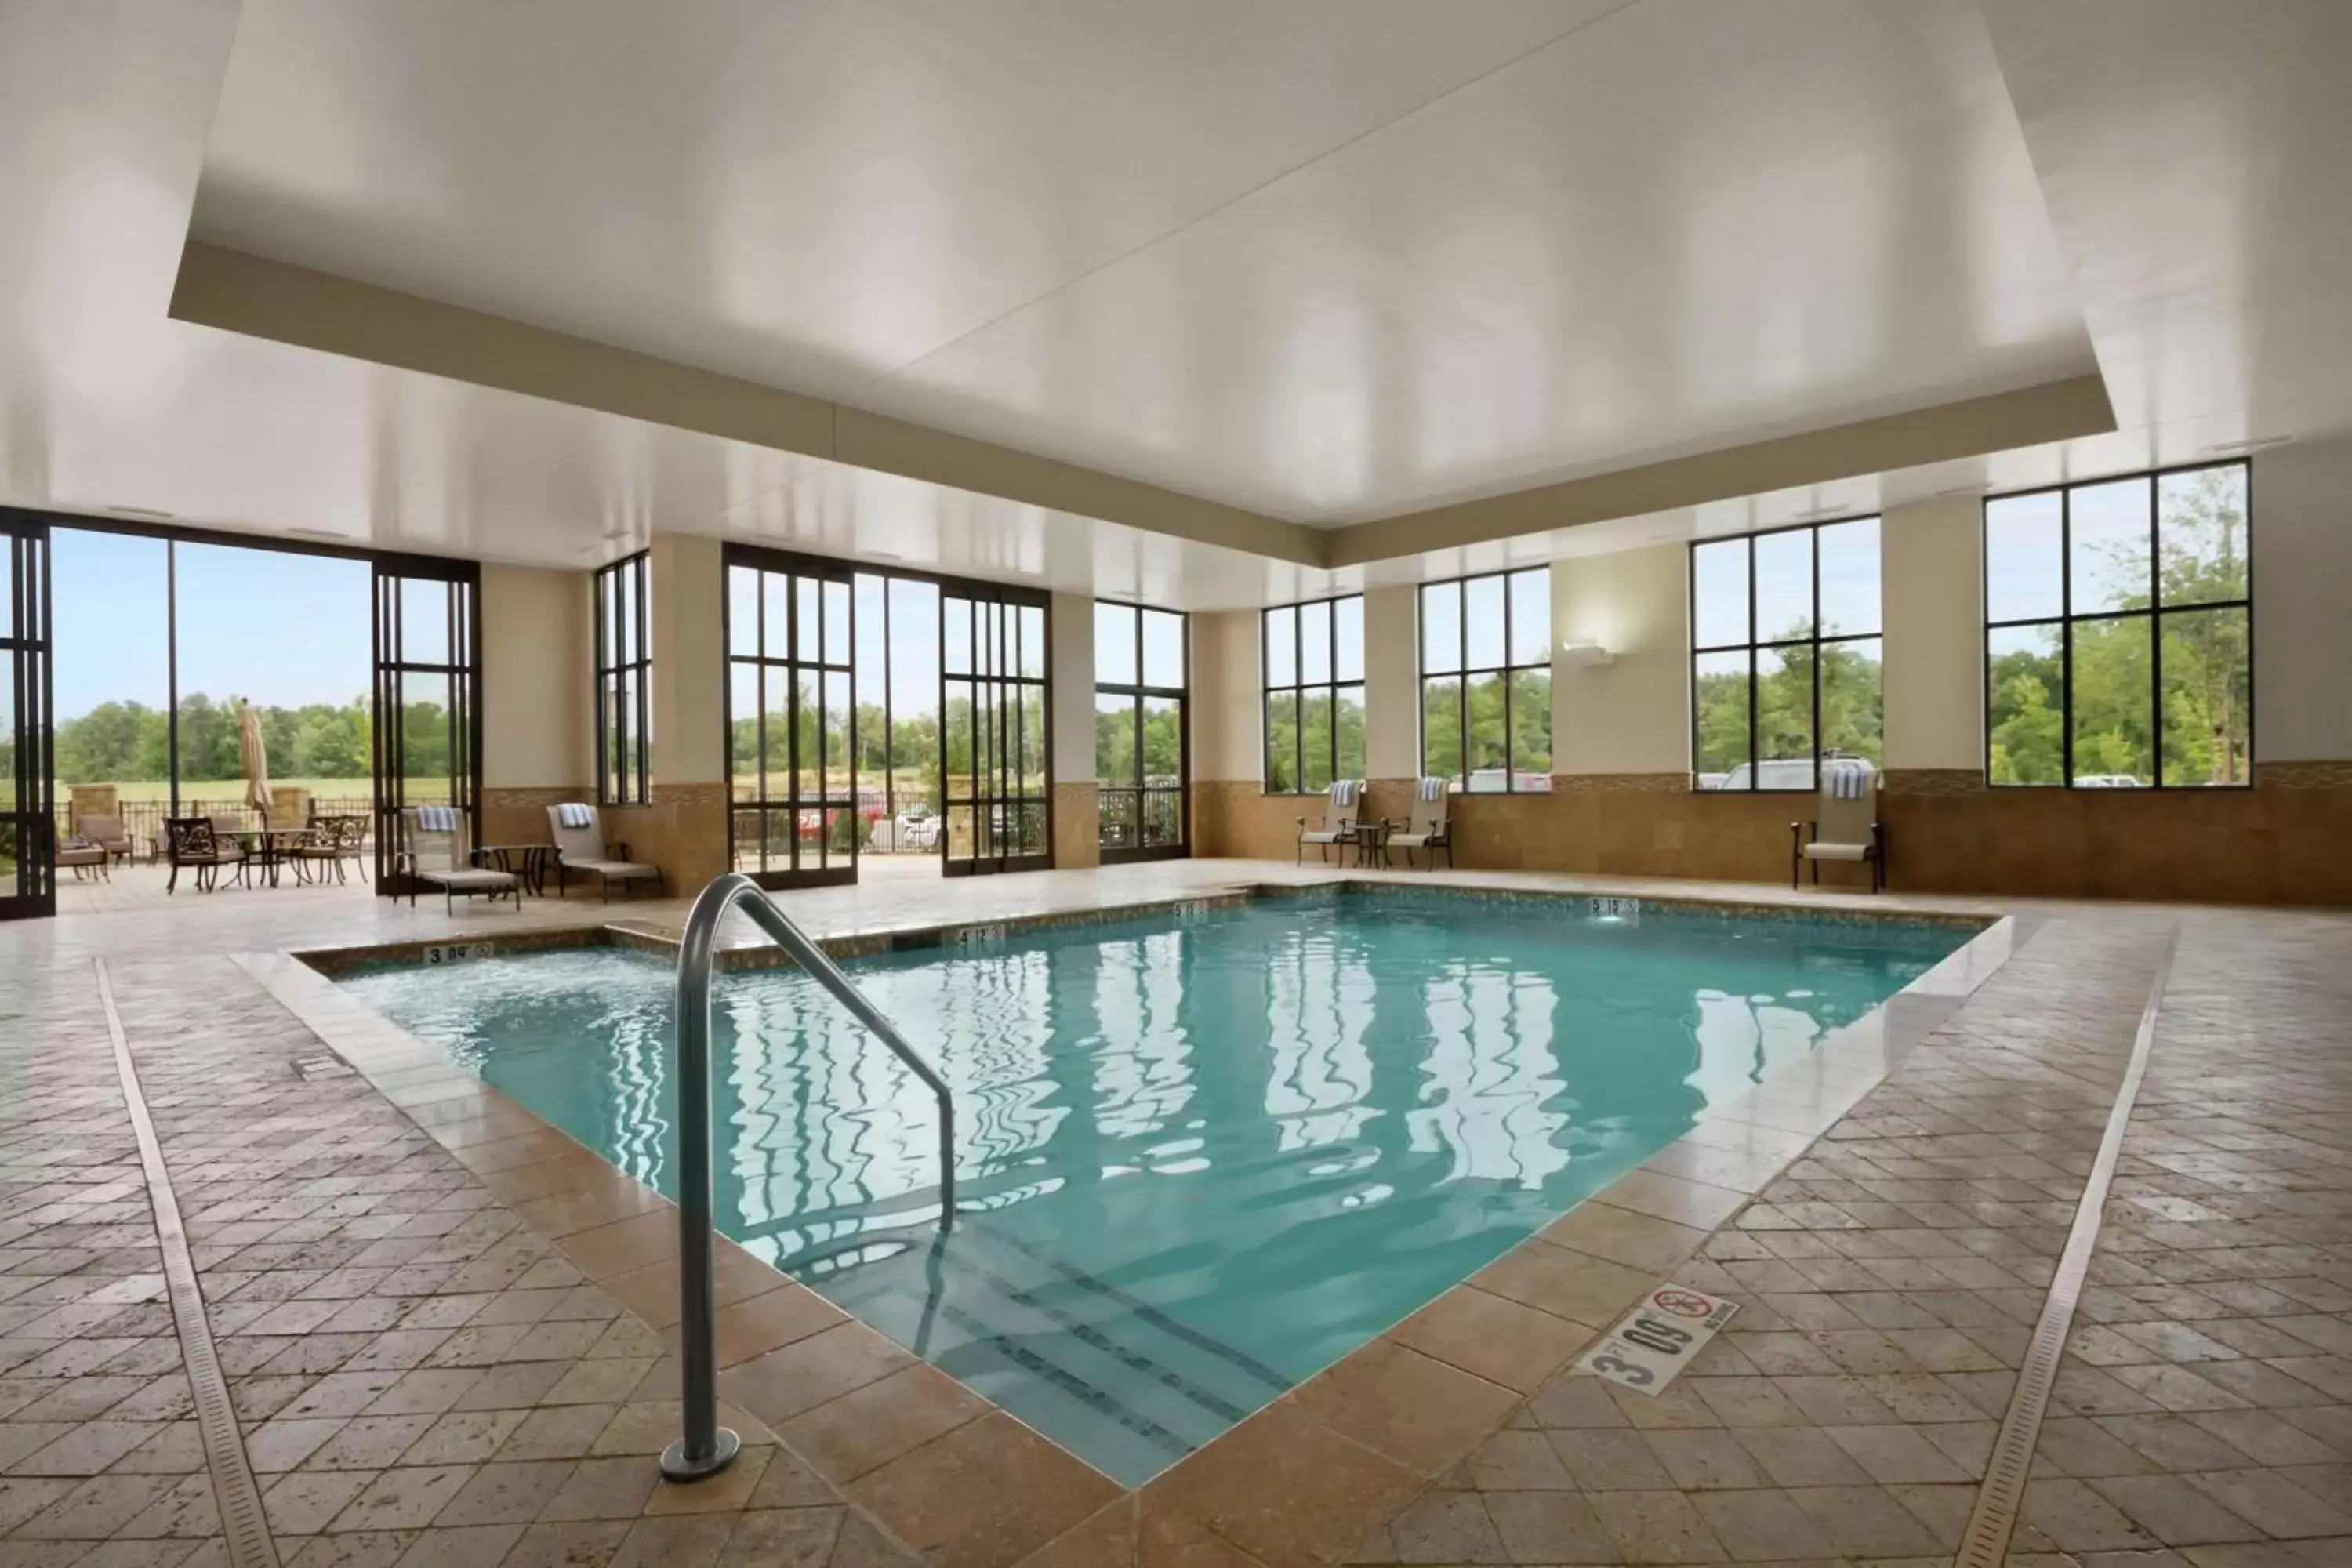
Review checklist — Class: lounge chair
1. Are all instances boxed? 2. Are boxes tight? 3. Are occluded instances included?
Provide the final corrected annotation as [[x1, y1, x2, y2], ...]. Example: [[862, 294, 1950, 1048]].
[[1385, 778, 1454, 869], [74, 814, 136, 868], [1295, 779, 1367, 865], [1791, 760, 1886, 892], [162, 815, 244, 893], [398, 805, 521, 913], [56, 836, 109, 881], [546, 803, 662, 900]]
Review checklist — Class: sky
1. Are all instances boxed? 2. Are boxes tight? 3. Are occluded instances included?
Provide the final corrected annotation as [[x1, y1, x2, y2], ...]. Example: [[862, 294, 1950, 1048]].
[[51, 529, 373, 721]]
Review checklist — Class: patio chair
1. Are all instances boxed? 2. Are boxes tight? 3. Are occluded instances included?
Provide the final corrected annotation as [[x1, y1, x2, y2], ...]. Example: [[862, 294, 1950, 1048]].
[[1295, 779, 1366, 865], [1791, 760, 1886, 892], [398, 805, 521, 913], [73, 814, 136, 868], [1385, 778, 1454, 869], [292, 814, 370, 884], [162, 815, 245, 893], [56, 835, 109, 881], [546, 803, 662, 900]]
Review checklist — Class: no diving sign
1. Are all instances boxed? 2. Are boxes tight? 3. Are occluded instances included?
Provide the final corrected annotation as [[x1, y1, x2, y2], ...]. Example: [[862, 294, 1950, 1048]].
[[1575, 1283, 1738, 1396]]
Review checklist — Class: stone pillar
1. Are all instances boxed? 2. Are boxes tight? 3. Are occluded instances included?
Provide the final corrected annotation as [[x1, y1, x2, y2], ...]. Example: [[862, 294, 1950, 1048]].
[[1880, 497, 1982, 782], [612, 533, 729, 894], [1360, 584, 1417, 826], [1050, 592, 1099, 868], [477, 562, 592, 847], [1188, 608, 1279, 855]]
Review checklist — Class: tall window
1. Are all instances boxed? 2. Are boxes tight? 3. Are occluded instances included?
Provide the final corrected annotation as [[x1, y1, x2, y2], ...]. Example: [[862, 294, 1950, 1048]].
[[1421, 569, 1551, 793], [1095, 603, 1187, 859], [1984, 463, 2249, 787], [1691, 520, 1882, 792], [1262, 596, 1363, 793], [594, 553, 650, 805]]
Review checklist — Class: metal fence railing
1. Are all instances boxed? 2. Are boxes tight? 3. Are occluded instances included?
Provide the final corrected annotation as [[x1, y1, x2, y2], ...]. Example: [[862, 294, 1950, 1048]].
[[1098, 786, 1184, 851], [57, 794, 378, 859]]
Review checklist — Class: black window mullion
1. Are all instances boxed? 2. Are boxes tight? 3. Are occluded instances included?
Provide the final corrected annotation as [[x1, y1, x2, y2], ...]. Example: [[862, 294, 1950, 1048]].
[[2060, 485, 2074, 786], [1746, 537, 1759, 791], [2147, 479, 2164, 783], [1811, 521, 1822, 782]]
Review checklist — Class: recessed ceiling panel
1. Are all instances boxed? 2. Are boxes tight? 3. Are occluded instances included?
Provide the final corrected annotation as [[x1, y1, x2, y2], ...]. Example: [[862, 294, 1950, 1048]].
[[194, 0, 1587, 401], [1981, 0, 2352, 444], [873, 0, 2097, 521]]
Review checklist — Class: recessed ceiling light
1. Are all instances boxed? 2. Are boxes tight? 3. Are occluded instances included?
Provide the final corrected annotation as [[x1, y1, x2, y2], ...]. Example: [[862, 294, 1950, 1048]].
[[286, 527, 345, 541], [2201, 435, 2292, 456], [106, 504, 174, 520]]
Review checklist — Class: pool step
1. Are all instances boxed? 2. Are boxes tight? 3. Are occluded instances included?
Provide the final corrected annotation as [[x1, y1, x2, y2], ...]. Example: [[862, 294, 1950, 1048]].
[[790, 1218, 1291, 1485]]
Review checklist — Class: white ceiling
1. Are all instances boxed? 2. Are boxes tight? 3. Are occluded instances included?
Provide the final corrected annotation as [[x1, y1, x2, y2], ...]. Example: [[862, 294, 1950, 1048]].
[[2, 1, 2348, 608], [194, 0, 2096, 525]]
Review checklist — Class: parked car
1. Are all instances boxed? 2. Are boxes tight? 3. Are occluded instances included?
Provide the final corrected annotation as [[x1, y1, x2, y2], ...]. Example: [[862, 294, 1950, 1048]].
[[2074, 773, 2144, 788], [1703, 755, 1877, 792]]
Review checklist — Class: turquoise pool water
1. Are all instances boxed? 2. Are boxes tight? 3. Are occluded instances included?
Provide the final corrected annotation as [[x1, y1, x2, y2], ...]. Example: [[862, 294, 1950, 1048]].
[[340, 892, 1968, 1483]]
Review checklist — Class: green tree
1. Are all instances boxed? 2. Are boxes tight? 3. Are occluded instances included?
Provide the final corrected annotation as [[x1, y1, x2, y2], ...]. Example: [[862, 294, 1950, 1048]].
[[2017, 466, 2249, 786]]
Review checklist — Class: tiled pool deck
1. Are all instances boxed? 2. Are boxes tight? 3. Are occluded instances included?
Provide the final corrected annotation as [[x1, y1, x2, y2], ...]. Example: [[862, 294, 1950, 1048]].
[[3, 861, 2347, 1566]]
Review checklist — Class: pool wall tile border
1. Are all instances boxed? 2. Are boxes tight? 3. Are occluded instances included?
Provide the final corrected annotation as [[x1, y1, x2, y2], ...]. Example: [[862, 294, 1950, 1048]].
[[258, 873, 2020, 1567]]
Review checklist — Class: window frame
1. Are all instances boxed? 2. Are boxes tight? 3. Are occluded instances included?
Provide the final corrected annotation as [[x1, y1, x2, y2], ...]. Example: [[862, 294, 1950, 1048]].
[[1980, 459, 2253, 790], [593, 551, 652, 806], [1094, 601, 1189, 862], [1687, 517, 1883, 793], [1260, 593, 1364, 795], [1417, 566, 1552, 794]]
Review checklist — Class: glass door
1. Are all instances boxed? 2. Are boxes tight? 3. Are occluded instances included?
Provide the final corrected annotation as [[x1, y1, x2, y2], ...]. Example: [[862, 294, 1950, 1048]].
[[1094, 602, 1189, 863], [941, 587, 1051, 875], [372, 563, 481, 895], [725, 548, 858, 889], [0, 515, 54, 920]]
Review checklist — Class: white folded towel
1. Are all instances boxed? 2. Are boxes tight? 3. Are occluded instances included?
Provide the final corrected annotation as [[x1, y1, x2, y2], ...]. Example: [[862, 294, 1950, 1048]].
[[416, 804, 459, 832], [556, 802, 593, 828]]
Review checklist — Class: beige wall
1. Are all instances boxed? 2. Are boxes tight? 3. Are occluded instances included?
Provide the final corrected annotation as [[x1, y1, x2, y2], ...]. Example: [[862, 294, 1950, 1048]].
[[1186, 443, 2351, 902], [1881, 497, 1981, 771], [1551, 545, 1687, 776], [2251, 434, 2352, 761], [479, 564, 590, 789]]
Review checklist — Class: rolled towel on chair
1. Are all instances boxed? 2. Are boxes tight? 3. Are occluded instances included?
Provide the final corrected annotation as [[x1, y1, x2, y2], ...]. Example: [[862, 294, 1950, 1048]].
[[1331, 779, 1358, 808], [1825, 760, 1869, 800], [416, 804, 460, 832], [1417, 777, 1446, 801], [556, 802, 593, 828]]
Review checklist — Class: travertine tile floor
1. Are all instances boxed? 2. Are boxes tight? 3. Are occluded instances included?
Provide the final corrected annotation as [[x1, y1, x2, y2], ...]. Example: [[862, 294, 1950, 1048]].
[[5, 864, 2349, 1566]]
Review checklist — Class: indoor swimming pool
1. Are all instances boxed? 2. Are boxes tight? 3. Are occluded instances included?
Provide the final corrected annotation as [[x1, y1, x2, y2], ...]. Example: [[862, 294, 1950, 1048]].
[[339, 890, 1974, 1483]]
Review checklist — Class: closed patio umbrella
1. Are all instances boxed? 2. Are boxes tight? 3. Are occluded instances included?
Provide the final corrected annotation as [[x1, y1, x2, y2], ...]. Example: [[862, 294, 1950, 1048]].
[[238, 699, 272, 819]]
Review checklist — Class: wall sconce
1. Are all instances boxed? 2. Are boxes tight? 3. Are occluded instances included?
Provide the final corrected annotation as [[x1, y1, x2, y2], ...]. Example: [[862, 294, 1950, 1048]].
[[1559, 641, 1614, 669]]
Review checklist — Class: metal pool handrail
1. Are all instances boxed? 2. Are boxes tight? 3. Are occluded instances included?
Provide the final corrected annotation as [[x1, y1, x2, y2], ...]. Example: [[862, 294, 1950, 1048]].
[[661, 872, 959, 1483]]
